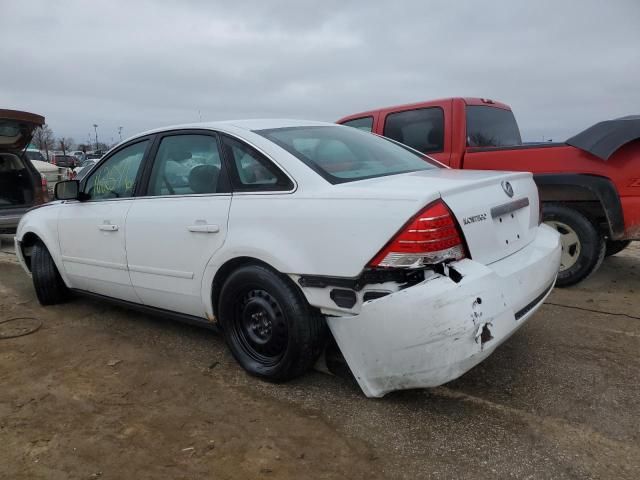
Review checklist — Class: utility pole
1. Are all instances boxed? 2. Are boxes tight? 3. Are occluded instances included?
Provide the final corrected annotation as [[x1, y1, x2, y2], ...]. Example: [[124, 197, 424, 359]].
[[118, 126, 123, 142], [93, 124, 99, 151]]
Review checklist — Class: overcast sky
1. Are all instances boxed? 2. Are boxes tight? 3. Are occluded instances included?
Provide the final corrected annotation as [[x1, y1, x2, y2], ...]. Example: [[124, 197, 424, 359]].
[[2, 0, 639, 144]]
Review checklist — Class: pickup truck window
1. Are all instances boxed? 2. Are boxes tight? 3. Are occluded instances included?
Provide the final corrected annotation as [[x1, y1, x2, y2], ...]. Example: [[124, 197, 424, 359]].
[[466, 106, 522, 147], [341, 116, 374, 132], [257, 125, 437, 184], [383, 108, 444, 154]]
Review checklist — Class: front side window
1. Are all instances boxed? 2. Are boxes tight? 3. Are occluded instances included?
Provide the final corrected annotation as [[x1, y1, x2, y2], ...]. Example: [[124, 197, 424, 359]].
[[466, 106, 522, 147], [257, 125, 438, 184], [221, 136, 293, 191], [148, 134, 225, 196], [341, 117, 374, 132], [84, 140, 147, 200], [383, 108, 444, 154]]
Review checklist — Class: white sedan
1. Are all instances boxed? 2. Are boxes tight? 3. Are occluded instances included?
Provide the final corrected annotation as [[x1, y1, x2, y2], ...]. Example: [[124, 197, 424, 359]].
[[15, 120, 561, 397]]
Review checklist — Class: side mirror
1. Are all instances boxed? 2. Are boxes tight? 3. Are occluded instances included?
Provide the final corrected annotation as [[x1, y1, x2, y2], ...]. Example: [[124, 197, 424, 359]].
[[54, 180, 80, 200]]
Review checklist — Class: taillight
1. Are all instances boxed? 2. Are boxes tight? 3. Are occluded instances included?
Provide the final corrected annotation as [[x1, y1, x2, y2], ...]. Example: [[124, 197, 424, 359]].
[[35, 176, 49, 204], [51, 157, 56, 165], [369, 200, 467, 268]]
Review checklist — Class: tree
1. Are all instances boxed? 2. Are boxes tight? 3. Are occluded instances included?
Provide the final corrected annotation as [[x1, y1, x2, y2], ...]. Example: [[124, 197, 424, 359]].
[[57, 137, 75, 157], [32, 124, 55, 160]]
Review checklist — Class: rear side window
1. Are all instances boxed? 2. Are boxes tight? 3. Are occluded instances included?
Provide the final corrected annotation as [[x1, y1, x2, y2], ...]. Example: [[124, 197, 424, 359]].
[[383, 108, 444, 154], [148, 134, 225, 196], [466, 106, 522, 147], [341, 117, 374, 132], [220, 136, 293, 191]]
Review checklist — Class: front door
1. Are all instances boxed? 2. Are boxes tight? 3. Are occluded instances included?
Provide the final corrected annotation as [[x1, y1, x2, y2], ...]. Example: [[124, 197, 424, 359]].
[[125, 132, 231, 318], [58, 139, 150, 302]]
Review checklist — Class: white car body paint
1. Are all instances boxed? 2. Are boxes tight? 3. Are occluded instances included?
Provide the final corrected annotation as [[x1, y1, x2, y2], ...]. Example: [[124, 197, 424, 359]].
[[15, 119, 561, 397]]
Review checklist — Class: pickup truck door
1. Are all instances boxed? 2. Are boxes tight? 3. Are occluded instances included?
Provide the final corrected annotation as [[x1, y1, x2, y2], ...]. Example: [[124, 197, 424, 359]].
[[57, 139, 150, 302], [124, 132, 231, 318]]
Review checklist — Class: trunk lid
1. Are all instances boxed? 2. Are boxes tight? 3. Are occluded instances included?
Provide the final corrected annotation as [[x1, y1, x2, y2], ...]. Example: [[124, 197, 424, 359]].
[[440, 173, 539, 265], [0, 109, 45, 153], [335, 169, 540, 265]]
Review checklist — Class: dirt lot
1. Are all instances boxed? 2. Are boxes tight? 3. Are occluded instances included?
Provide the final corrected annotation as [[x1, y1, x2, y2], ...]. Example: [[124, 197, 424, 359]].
[[1, 238, 639, 479]]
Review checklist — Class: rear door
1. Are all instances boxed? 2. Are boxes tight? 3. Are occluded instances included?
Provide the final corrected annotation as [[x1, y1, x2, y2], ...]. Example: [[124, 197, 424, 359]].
[[125, 131, 232, 317], [58, 139, 151, 301]]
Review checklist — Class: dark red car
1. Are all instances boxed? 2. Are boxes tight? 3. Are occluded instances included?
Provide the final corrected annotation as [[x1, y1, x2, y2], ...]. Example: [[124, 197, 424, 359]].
[[338, 98, 640, 286], [51, 154, 78, 168]]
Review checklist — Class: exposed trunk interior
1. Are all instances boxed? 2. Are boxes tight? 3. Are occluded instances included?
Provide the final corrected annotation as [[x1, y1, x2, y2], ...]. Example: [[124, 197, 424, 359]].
[[0, 153, 35, 208]]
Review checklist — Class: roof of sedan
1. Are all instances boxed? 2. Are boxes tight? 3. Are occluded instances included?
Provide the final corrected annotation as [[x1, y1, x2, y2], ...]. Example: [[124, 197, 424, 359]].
[[133, 118, 335, 139]]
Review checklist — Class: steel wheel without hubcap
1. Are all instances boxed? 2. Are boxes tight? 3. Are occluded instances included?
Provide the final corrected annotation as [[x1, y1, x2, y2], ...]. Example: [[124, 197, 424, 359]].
[[233, 289, 288, 366], [545, 220, 581, 271]]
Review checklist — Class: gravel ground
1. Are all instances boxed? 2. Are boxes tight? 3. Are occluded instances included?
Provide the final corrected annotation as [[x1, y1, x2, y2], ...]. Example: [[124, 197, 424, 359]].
[[1, 236, 638, 479]]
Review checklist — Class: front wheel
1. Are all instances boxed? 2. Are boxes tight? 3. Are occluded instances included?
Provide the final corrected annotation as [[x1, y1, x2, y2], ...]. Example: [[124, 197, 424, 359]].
[[543, 204, 605, 287], [218, 264, 327, 382], [31, 241, 70, 305]]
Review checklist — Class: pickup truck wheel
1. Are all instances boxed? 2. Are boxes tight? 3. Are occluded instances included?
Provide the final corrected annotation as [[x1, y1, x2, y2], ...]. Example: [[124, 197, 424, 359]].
[[218, 264, 326, 382], [605, 240, 631, 257], [31, 241, 70, 305], [543, 204, 605, 287]]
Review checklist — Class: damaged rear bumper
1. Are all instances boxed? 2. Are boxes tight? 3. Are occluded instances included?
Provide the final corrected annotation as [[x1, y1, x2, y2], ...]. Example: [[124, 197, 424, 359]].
[[327, 224, 561, 398]]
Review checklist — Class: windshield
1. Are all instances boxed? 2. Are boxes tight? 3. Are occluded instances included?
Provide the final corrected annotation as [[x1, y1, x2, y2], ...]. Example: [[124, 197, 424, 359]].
[[466, 106, 522, 147], [256, 126, 438, 184]]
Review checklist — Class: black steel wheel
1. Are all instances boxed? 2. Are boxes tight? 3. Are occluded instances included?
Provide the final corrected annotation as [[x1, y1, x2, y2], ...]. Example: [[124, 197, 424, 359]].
[[218, 264, 326, 382], [234, 289, 289, 366]]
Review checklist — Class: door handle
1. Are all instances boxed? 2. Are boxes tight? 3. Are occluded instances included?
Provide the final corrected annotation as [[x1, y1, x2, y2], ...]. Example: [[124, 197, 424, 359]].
[[98, 224, 119, 231], [187, 224, 220, 233]]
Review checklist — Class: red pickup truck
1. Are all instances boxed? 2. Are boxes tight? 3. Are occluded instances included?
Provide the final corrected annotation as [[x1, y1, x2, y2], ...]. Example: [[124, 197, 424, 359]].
[[338, 98, 640, 286]]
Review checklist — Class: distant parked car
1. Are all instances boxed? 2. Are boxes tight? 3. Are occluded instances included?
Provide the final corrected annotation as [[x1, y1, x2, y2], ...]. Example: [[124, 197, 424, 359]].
[[0, 109, 48, 233], [85, 152, 103, 160], [75, 159, 98, 180], [50, 154, 78, 168], [71, 150, 86, 163], [31, 160, 68, 194]]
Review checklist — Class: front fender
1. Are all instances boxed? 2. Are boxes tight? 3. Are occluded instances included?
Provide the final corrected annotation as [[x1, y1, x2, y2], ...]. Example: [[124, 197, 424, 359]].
[[15, 204, 68, 283]]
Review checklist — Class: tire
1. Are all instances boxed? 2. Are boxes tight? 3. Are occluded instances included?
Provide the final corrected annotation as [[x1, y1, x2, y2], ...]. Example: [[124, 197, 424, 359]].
[[31, 241, 70, 305], [543, 204, 606, 287], [605, 239, 631, 257], [218, 264, 327, 382]]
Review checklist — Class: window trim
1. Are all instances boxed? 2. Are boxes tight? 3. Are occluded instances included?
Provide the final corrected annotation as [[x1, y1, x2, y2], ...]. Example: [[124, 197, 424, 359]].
[[219, 133, 297, 194], [80, 136, 155, 203], [382, 106, 445, 155], [135, 129, 232, 198], [340, 116, 374, 132]]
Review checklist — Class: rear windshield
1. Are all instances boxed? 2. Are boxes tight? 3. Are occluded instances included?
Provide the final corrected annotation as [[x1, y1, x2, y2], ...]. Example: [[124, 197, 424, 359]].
[[256, 126, 438, 184], [466, 106, 522, 147], [25, 150, 45, 161]]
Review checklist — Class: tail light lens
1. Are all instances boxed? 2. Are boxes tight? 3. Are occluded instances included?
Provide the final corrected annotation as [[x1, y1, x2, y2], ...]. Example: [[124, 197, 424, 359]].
[[369, 200, 466, 268], [35, 175, 49, 204], [51, 157, 56, 165]]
